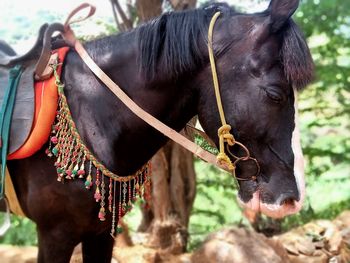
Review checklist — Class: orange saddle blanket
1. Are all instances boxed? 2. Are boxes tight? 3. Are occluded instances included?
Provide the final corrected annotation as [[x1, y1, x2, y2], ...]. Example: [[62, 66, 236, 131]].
[[8, 47, 69, 160]]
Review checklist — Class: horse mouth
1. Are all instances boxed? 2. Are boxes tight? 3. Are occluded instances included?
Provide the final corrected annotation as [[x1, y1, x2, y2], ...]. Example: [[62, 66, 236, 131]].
[[238, 190, 304, 219]]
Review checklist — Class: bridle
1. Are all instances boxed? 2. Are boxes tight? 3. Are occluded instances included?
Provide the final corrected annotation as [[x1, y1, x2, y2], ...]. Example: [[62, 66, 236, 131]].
[[207, 12, 260, 181], [59, 4, 260, 182]]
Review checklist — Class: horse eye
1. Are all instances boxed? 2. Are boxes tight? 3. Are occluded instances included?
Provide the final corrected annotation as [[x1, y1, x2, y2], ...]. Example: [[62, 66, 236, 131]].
[[263, 87, 285, 103]]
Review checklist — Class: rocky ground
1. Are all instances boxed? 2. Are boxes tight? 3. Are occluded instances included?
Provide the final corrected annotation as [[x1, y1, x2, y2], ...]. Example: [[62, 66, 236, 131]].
[[1, 211, 349, 263]]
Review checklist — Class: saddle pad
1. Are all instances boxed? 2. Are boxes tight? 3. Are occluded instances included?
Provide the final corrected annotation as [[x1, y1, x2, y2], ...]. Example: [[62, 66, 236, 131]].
[[0, 63, 35, 154], [8, 47, 70, 160]]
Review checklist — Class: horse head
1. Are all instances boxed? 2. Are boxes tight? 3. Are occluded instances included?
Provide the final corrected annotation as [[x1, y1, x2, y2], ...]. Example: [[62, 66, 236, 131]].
[[195, 0, 314, 218], [137, 0, 313, 218]]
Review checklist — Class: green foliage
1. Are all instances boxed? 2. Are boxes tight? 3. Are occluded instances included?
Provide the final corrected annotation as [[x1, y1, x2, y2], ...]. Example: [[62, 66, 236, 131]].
[[194, 135, 218, 155], [296, 0, 350, 180], [0, 215, 37, 246]]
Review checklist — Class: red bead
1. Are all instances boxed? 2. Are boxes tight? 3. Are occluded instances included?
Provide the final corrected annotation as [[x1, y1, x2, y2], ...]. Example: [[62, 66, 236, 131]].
[[98, 211, 106, 221], [94, 192, 101, 201], [51, 136, 58, 144]]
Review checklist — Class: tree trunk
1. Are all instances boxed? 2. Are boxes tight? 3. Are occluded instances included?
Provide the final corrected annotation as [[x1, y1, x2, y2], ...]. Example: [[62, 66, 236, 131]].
[[110, 0, 133, 31], [139, 126, 196, 254], [136, 0, 163, 22], [168, 0, 197, 10]]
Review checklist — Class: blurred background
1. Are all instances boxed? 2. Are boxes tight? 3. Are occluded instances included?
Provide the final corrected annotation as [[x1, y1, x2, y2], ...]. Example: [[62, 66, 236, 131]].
[[0, 0, 349, 262]]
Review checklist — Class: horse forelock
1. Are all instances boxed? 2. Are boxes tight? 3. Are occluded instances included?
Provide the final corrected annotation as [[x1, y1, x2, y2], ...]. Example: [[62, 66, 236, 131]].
[[281, 20, 314, 89], [137, 3, 235, 81]]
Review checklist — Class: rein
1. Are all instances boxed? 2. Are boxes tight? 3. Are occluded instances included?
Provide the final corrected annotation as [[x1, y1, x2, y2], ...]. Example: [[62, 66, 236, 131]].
[[61, 4, 259, 182]]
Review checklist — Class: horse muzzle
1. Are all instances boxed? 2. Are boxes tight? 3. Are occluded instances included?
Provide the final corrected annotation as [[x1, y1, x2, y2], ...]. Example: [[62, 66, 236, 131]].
[[237, 173, 305, 219]]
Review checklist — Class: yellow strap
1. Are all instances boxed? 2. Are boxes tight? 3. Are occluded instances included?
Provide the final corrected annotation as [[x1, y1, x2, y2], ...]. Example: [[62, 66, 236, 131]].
[[208, 12, 235, 171], [208, 12, 226, 126], [5, 168, 26, 217]]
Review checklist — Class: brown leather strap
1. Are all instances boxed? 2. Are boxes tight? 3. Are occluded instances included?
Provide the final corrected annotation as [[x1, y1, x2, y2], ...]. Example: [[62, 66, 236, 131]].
[[63, 3, 96, 47], [61, 4, 230, 173], [64, 3, 96, 29]]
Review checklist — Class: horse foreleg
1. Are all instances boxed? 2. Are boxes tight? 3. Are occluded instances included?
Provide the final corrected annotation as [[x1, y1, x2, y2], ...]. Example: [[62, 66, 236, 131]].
[[82, 231, 115, 263], [37, 227, 79, 263]]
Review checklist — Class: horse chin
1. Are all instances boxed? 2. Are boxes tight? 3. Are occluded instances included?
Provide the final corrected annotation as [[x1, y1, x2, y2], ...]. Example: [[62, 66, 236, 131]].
[[238, 188, 305, 219]]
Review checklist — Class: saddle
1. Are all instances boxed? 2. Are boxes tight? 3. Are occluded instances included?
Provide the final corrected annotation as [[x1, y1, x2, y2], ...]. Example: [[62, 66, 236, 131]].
[[0, 23, 67, 155]]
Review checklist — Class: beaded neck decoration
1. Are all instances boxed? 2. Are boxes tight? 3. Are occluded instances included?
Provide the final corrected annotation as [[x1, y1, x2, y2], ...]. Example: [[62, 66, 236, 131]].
[[46, 62, 151, 237]]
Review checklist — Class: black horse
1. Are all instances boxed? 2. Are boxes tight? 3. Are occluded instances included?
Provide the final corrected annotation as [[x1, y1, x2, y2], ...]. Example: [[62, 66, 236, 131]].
[[3, 0, 313, 262]]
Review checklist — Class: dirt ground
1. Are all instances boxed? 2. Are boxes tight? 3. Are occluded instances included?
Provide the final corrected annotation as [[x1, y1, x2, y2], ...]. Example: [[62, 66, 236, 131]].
[[0, 244, 115, 263], [0, 211, 349, 263]]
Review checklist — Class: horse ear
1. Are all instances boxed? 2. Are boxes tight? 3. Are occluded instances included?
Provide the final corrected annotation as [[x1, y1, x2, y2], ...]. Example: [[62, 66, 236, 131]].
[[268, 0, 299, 32]]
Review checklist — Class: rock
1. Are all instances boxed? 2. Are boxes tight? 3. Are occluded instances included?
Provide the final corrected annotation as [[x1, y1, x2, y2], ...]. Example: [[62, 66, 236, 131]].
[[295, 242, 315, 256], [288, 253, 328, 263], [334, 211, 350, 249], [283, 243, 300, 256], [113, 244, 191, 263], [315, 220, 342, 254], [145, 219, 188, 255], [191, 227, 289, 263], [326, 228, 343, 254], [0, 245, 37, 263], [113, 244, 155, 263], [276, 217, 350, 263], [313, 241, 325, 249], [277, 230, 315, 256], [335, 211, 350, 229], [339, 245, 350, 263]]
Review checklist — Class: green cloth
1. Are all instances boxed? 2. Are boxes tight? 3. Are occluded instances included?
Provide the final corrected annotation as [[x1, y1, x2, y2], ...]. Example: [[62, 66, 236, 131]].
[[0, 65, 22, 199]]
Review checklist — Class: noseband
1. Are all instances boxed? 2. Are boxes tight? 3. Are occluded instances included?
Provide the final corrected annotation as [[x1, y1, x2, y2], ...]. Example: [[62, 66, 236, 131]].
[[208, 12, 260, 182]]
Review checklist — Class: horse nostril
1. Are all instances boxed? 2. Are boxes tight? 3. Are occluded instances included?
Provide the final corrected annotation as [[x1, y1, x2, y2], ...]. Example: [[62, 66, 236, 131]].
[[281, 198, 295, 206], [279, 193, 299, 206]]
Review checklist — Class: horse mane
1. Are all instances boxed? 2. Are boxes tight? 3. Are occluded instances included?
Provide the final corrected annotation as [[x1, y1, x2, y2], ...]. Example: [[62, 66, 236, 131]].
[[137, 3, 234, 81], [137, 3, 314, 87], [280, 20, 314, 89]]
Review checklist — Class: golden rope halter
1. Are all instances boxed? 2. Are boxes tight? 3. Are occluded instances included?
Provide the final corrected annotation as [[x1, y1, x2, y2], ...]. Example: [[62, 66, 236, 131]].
[[208, 12, 236, 171], [207, 12, 260, 181]]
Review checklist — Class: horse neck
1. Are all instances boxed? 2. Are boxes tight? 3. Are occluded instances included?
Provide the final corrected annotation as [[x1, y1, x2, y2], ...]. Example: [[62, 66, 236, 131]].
[[62, 32, 197, 175]]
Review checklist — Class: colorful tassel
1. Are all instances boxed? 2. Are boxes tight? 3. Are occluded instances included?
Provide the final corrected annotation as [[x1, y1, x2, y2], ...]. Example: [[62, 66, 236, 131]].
[[47, 65, 152, 237]]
